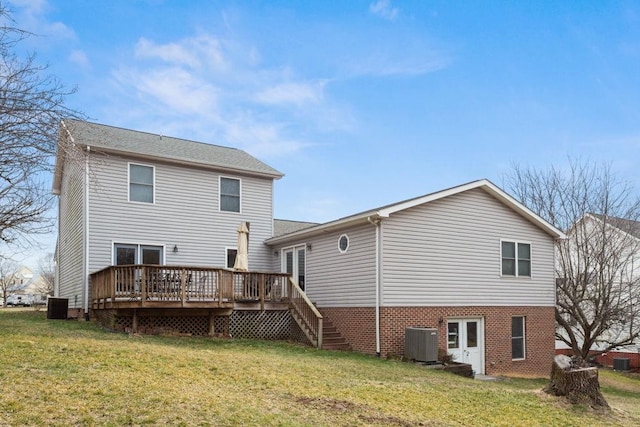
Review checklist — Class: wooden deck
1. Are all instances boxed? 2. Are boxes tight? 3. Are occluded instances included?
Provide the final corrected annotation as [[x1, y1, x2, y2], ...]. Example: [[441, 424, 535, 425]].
[[90, 265, 290, 311], [90, 265, 324, 348]]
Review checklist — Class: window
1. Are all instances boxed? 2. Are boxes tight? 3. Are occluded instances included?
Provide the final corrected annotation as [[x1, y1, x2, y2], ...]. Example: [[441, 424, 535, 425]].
[[447, 322, 459, 349], [129, 164, 154, 203], [220, 177, 240, 212], [501, 241, 531, 277], [512, 316, 525, 360], [115, 244, 137, 265], [338, 234, 349, 253], [114, 243, 163, 265], [226, 248, 237, 269]]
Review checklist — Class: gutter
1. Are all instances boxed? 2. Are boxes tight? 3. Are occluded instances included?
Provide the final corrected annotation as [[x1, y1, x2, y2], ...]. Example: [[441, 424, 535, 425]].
[[83, 146, 90, 319], [267, 210, 388, 245], [368, 215, 382, 357]]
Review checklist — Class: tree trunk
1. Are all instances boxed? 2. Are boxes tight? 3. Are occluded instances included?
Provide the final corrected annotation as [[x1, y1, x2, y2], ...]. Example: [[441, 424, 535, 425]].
[[544, 356, 609, 409]]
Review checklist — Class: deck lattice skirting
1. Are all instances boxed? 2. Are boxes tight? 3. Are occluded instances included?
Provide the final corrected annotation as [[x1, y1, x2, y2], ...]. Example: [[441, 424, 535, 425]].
[[94, 309, 297, 340], [90, 265, 323, 348]]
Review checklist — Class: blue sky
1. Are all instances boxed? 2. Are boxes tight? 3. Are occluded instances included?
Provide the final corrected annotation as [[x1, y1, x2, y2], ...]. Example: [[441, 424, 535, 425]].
[[4, 0, 640, 267]]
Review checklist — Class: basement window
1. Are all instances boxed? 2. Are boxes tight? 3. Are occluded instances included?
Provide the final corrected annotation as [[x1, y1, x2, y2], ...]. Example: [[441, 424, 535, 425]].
[[512, 316, 526, 360]]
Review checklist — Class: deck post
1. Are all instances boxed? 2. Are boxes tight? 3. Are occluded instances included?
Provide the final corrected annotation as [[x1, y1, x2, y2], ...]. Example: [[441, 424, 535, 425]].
[[208, 311, 216, 337], [132, 309, 138, 334], [260, 274, 265, 311], [110, 267, 116, 309], [181, 268, 187, 307], [217, 270, 222, 307], [141, 266, 147, 307]]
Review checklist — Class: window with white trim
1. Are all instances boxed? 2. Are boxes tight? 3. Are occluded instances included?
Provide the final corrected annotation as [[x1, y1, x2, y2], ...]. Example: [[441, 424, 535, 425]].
[[114, 243, 163, 265], [129, 163, 154, 203], [338, 234, 349, 253], [220, 177, 240, 212], [512, 316, 526, 360], [501, 241, 531, 277]]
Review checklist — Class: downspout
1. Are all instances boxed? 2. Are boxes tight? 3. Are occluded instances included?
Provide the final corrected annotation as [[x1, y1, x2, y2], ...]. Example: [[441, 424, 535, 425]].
[[83, 146, 90, 320], [368, 215, 382, 357]]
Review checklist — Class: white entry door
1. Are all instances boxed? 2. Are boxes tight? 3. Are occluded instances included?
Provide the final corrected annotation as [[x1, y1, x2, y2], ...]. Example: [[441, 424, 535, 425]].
[[283, 246, 306, 290], [447, 318, 484, 375]]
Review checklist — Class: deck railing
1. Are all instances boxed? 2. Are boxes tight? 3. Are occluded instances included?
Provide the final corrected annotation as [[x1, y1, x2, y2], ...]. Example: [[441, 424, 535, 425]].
[[287, 277, 323, 348], [90, 265, 290, 308], [90, 265, 324, 348]]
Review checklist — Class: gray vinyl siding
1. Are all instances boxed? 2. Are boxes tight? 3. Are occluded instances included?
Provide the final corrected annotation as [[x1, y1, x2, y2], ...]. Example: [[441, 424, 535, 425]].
[[274, 224, 377, 307], [382, 188, 556, 307], [57, 156, 85, 308], [87, 152, 275, 273]]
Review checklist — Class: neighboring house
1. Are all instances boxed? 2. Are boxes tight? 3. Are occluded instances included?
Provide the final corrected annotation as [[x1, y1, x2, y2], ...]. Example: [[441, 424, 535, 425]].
[[53, 120, 564, 377], [3, 267, 48, 305], [555, 214, 640, 370], [53, 119, 283, 317], [266, 180, 566, 376]]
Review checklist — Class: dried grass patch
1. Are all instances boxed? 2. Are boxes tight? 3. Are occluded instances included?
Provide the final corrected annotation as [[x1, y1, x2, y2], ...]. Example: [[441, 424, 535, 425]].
[[0, 309, 638, 426]]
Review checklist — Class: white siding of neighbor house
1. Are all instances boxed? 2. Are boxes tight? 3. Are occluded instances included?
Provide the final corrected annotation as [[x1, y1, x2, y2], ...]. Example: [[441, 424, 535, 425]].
[[86, 152, 275, 274], [273, 224, 377, 307], [56, 153, 86, 308], [381, 188, 556, 307]]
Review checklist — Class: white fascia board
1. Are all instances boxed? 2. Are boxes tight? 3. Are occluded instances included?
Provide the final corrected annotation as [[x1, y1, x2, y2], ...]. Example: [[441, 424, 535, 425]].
[[376, 179, 566, 239], [377, 179, 489, 217], [265, 211, 383, 245], [480, 181, 567, 240], [89, 146, 283, 180], [267, 178, 567, 246]]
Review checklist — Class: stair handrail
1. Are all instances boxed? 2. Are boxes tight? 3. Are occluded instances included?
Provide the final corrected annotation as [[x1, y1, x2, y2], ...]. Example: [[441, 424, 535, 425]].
[[287, 277, 323, 348]]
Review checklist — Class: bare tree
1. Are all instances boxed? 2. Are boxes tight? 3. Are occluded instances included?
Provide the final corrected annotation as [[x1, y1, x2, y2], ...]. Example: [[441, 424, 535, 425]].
[[504, 159, 640, 362], [0, 257, 19, 307], [37, 252, 55, 296], [0, 4, 84, 248]]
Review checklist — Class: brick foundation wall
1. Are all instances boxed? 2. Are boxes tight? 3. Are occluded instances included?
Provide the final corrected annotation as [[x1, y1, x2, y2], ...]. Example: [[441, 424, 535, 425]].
[[320, 305, 555, 378], [556, 348, 640, 372], [318, 307, 377, 354]]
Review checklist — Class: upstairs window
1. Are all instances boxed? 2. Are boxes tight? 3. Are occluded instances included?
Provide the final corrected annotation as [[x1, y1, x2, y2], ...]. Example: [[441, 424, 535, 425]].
[[129, 163, 154, 203], [220, 177, 240, 212], [501, 241, 531, 277]]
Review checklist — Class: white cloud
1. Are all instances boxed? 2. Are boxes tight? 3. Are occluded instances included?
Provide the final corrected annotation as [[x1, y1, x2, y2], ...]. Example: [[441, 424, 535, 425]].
[[254, 81, 326, 106], [7, 0, 48, 15], [348, 50, 451, 77], [114, 66, 219, 115], [7, 0, 75, 39], [68, 49, 90, 69], [135, 35, 226, 71], [369, 0, 399, 21], [106, 31, 346, 158], [224, 119, 312, 159]]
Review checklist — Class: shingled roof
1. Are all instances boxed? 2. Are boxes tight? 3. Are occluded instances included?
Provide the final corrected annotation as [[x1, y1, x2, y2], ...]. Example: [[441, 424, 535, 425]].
[[589, 214, 640, 239], [267, 179, 567, 245], [53, 120, 282, 193]]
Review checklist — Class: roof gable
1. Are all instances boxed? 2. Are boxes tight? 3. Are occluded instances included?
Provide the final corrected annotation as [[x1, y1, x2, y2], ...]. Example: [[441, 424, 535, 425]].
[[584, 213, 640, 240], [53, 120, 283, 194], [266, 179, 567, 244]]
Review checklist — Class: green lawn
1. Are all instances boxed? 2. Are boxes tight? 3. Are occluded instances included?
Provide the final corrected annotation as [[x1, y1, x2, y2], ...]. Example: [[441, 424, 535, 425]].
[[1, 309, 639, 426]]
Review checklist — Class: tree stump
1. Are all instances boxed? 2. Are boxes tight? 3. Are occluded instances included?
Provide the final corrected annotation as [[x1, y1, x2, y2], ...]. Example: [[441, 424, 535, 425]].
[[544, 355, 609, 409]]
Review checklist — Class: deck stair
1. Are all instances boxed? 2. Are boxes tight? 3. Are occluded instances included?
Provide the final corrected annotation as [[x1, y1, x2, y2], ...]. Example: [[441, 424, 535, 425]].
[[319, 316, 351, 351]]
